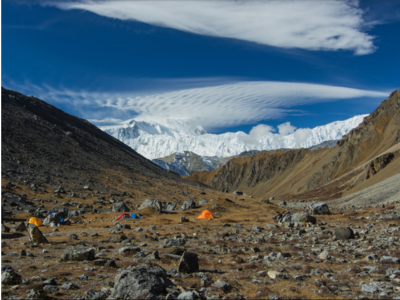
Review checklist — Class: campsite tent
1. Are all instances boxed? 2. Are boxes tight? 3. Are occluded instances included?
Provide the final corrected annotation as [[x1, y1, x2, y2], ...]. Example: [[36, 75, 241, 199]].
[[28, 217, 43, 226], [118, 213, 130, 220], [197, 210, 214, 219]]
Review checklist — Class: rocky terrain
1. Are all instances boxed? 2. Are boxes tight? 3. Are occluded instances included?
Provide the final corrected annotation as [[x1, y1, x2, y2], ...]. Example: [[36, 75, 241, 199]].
[[1, 87, 400, 300]]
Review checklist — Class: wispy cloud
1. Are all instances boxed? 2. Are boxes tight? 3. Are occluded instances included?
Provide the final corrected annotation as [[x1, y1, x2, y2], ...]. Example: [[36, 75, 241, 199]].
[[4, 79, 389, 131], [52, 1, 376, 55]]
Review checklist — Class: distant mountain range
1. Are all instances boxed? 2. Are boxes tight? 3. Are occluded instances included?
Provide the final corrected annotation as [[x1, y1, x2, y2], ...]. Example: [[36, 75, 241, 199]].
[[101, 115, 367, 160]]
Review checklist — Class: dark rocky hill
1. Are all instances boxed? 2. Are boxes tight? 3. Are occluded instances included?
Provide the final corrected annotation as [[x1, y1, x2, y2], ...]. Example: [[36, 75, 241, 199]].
[[1, 87, 202, 199]]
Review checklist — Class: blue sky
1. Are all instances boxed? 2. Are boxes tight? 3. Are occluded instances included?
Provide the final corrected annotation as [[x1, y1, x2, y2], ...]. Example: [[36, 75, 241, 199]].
[[2, 1, 400, 134]]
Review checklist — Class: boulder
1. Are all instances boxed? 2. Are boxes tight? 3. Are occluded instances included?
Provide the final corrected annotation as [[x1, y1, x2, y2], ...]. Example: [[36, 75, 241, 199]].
[[108, 269, 173, 299], [138, 198, 162, 212], [181, 199, 197, 211], [1, 270, 22, 285], [2, 224, 11, 233], [312, 203, 330, 215], [118, 247, 141, 256], [112, 202, 130, 213], [279, 212, 316, 225], [25, 289, 46, 300], [233, 191, 243, 195], [14, 222, 26, 232], [178, 252, 199, 273], [164, 203, 176, 211], [165, 238, 186, 247], [62, 246, 95, 261], [28, 224, 48, 244], [333, 227, 354, 239], [127, 264, 167, 278]]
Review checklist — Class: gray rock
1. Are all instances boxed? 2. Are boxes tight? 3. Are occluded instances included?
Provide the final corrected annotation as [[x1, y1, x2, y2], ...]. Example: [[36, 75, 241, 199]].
[[380, 256, 400, 263], [181, 199, 197, 211], [112, 202, 130, 213], [138, 198, 162, 212], [361, 284, 378, 294], [107, 269, 172, 299], [233, 191, 243, 195], [42, 285, 59, 295], [25, 289, 46, 300], [61, 283, 80, 290], [1, 270, 22, 285], [178, 252, 199, 273], [198, 200, 208, 205], [164, 203, 176, 211], [14, 222, 26, 232], [62, 246, 95, 261], [165, 238, 186, 247], [2, 224, 11, 233], [127, 264, 167, 278], [379, 214, 397, 220], [177, 290, 204, 300], [279, 212, 316, 225], [312, 203, 330, 215], [333, 227, 354, 239], [119, 247, 141, 255], [27, 224, 48, 244], [212, 279, 231, 293]]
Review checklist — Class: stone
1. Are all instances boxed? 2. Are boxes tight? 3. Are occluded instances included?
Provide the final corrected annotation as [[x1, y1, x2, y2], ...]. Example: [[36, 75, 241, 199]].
[[127, 264, 167, 278], [178, 252, 199, 273], [108, 269, 173, 299], [62, 246, 95, 261], [198, 200, 208, 205], [138, 198, 162, 212], [165, 238, 186, 247], [1, 270, 22, 285], [43, 285, 59, 294], [361, 284, 378, 294], [164, 203, 176, 211], [14, 222, 26, 232], [112, 202, 130, 213], [279, 212, 316, 225], [333, 227, 355, 239], [180, 216, 189, 223], [2, 224, 11, 233], [119, 247, 141, 255], [104, 260, 118, 268], [318, 251, 330, 260], [28, 224, 48, 244], [268, 271, 289, 279], [149, 250, 160, 260], [380, 256, 400, 263], [212, 279, 232, 293], [233, 191, 243, 195], [181, 199, 197, 211], [312, 203, 330, 215], [177, 290, 203, 299], [25, 289, 46, 300], [61, 283, 80, 290]]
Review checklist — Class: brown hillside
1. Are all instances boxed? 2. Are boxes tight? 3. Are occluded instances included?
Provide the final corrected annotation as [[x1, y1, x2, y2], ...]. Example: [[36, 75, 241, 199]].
[[189, 89, 400, 200]]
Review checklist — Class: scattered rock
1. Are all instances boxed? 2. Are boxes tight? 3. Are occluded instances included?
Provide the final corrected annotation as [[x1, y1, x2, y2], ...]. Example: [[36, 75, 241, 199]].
[[27, 224, 48, 244], [333, 227, 355, 239], [181, 199, 197, 211], [112, 202, 130, 213], [312, 203, 330, 215], [178, 252, 199, 273], [62, 246, 95, 261], [138, 198, 162, 212]]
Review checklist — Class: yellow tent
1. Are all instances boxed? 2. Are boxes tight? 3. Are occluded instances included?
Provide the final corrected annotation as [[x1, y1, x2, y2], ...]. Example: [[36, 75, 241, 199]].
[[28, 217, 43, 226], [196, 210, 214, 219]]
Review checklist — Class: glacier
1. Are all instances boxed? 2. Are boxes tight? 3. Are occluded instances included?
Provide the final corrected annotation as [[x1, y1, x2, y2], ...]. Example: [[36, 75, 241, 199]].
[[100, 115, 368, 160]]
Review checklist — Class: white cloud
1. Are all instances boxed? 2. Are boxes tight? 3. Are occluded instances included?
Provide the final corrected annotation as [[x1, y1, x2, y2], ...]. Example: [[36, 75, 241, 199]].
[[278, 122, 297, 136], [4, 80, 389, 131], [53, 1, 376, 55]]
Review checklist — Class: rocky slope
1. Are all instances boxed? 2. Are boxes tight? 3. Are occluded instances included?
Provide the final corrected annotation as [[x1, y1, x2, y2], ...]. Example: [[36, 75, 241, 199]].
[[153, 141, 339, 176], [187, 89, 400, 200]]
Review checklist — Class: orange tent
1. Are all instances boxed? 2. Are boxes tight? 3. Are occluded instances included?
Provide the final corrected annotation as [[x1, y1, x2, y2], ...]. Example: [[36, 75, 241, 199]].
[[28, 217, 43, 226], [196, 210, 214, 219]]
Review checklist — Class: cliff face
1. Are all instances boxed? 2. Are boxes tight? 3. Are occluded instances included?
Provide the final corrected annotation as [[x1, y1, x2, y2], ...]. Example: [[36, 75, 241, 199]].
[[188, 89, 400, 200]]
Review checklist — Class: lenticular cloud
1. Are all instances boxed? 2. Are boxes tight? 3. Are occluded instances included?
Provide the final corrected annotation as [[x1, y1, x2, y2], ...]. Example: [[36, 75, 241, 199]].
[[54, 1, 376, 55]]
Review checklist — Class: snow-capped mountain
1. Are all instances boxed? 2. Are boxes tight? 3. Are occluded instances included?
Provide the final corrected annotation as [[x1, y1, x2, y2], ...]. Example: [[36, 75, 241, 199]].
[[101, 115, 367, 160]]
